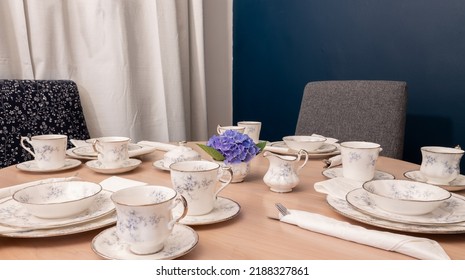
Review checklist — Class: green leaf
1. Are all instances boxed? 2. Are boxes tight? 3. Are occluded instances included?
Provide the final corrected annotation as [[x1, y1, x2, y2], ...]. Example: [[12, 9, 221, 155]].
[[197, 144, 225, 161], [256, 141, 267, 153]]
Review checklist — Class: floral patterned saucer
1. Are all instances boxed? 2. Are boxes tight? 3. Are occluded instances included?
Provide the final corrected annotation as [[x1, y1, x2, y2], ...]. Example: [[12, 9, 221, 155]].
[[404, 170, 465, 191], [322, 167, 395, 180], [91, 224, 198, 260], [172, 196, 241, 225], [16, 158, 81, 173], [152, 159, 170, 171], [85, 159, 141, 174]]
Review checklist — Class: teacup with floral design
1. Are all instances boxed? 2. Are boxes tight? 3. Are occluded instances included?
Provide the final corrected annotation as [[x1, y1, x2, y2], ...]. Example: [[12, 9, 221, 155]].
[[111, 185, 188, 255], [92, 136, 130, 168], [420, 146, 464, 185], [170, 160, 233, 216], [20, 134, 68, 170], [340, 141, 381, 182]]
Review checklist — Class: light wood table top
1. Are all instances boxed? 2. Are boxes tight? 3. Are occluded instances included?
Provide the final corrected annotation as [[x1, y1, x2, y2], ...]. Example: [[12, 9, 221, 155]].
[[1, 143, 464, 260]]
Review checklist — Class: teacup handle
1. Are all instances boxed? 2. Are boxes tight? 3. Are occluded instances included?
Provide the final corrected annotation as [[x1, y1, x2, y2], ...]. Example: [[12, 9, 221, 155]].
[[168, 195, 188, 229], [216, 125, 223, 135], [296, 149, 309, 173], [92, 139, 103, 155], [20, 136, 36, 157], [214, 166, 233, 200]]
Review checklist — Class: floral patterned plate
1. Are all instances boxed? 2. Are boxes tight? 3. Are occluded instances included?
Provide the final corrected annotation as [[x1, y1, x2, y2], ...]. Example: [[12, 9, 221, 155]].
[[73, 144, 144, 157], [346, 188, 465, 225], [172, 196, 241, 225], [0, 190, 114, 229], [91, 224, 198, 260], [322, 167, 395, 180], [16, 158, 81, 173], [152, 160, 170, 171], [1, 211, 116, 238], [404, 170, 465, 191], [326, 195, 465, 234]]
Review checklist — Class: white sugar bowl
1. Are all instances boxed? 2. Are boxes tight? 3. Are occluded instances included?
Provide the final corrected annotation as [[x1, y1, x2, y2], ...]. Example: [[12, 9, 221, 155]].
[[163, 145, 201, 169]]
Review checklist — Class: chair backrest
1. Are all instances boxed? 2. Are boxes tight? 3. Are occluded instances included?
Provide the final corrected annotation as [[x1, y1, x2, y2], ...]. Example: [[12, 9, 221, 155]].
[[0, 79, 90, 168], [295, 80, 408, 159]]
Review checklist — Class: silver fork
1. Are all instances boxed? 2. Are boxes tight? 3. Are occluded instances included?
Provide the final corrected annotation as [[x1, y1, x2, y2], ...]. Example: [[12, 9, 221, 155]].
[[275, 203, 291, 217]]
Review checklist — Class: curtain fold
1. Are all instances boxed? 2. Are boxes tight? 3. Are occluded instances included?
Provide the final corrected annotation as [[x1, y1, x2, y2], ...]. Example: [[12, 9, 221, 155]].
[[0, 0, 208, 142]]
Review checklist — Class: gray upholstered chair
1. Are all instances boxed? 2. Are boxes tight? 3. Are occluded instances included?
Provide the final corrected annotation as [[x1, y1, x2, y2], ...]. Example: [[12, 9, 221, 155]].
[[295, 80, 408, 159], [0, 79, 90, 168]]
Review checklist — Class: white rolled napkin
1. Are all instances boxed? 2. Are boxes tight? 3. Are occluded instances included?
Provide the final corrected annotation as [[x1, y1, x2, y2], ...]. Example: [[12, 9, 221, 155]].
[[279, 209, 450, 260], [99, 176, 148, 192], [0, 176, 82, 200], [263, 145, 290, 154], [323, 154, 342, 168], [136, 141, 179, 152]]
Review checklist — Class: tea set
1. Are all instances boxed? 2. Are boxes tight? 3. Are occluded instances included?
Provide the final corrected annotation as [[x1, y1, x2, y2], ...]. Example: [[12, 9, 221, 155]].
[[9, 126, 465, 259]]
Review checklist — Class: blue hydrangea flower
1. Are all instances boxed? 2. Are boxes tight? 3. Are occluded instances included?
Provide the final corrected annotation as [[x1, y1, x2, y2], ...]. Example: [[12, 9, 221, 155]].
[[207, 130, 260, 164]]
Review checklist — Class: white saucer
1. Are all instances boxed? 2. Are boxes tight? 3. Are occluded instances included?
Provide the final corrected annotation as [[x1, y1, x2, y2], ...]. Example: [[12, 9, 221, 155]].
[[322, 167, 395, 180], [86, 159, 141, 174], [404, 170, 465, 191], [16, 158, 81, 173], [346, 188, 465, 225], [73, 144, 145, 157], [0, 190, 115, 229], [173, 197, 241, 225], [153, 160, 170, 171], [91, 224, 198, 260]]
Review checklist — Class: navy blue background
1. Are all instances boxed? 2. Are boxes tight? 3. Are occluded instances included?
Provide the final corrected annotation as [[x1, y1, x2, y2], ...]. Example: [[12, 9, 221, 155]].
[[232, 0, 465, 168]]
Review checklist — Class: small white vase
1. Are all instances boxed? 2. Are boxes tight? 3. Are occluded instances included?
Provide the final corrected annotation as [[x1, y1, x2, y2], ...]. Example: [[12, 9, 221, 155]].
[[216, 161, 250, 183]]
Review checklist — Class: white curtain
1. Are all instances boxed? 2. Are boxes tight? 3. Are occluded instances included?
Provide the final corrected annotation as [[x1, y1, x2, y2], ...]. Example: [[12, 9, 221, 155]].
[[0, 0, 209, 142]]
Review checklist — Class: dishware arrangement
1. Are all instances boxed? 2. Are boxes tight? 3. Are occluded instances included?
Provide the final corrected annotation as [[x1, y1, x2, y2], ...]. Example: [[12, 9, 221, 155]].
[[345, 188, 465, 225], [263, 149, 309, 192], [170, 160, 233, 216], [20, 134, 68, 170], [110, 185, 188, 255], [419, 146, 464, 185], [12, 181, 102, 219], [282, 135, 327, 152], [340, 141, 381, 181], [322, 167, 394, 180], [361, 180, 451, 216], [237, 121, 261, 143]]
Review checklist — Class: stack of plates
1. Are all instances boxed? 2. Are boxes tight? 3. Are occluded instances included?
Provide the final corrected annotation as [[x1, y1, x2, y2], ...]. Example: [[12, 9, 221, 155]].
[[268, 141, 340, 158], [0, 190, 116, 238], [326, 186, 465, 234]]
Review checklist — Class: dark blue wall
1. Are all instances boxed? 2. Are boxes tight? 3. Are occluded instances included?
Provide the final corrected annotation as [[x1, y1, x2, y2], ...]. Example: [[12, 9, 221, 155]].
[[233, 0, 465, 168]]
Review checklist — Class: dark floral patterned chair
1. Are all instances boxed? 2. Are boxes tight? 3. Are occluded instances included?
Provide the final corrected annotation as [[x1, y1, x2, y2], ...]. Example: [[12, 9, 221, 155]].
[[0, 79, 90, 168]]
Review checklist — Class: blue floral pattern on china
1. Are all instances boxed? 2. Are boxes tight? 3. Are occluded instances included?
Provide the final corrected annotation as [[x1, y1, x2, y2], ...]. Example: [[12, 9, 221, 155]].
[[172, 174, 214, 200], [0, 80, 90, 168]]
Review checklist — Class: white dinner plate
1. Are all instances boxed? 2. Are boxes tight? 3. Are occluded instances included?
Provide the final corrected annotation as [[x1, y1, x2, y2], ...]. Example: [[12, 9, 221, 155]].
[[346, 188, 465, 225], [91, 224, 198, 260], [404, 170, 465, 191], [322, 167, 395, 180], [16, 158, 81, 173], [1, 211, 116, 238], [73, 144, 144, 157], [0, 190, 115, 229], [86, 159, 141, 174], [173, 196, 241, 225], [327, 195, 465, 234]]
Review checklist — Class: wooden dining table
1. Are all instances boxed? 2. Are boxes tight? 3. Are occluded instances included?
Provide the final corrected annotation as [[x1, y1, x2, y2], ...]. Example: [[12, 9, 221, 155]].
[[1, 143, 464, 260]]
